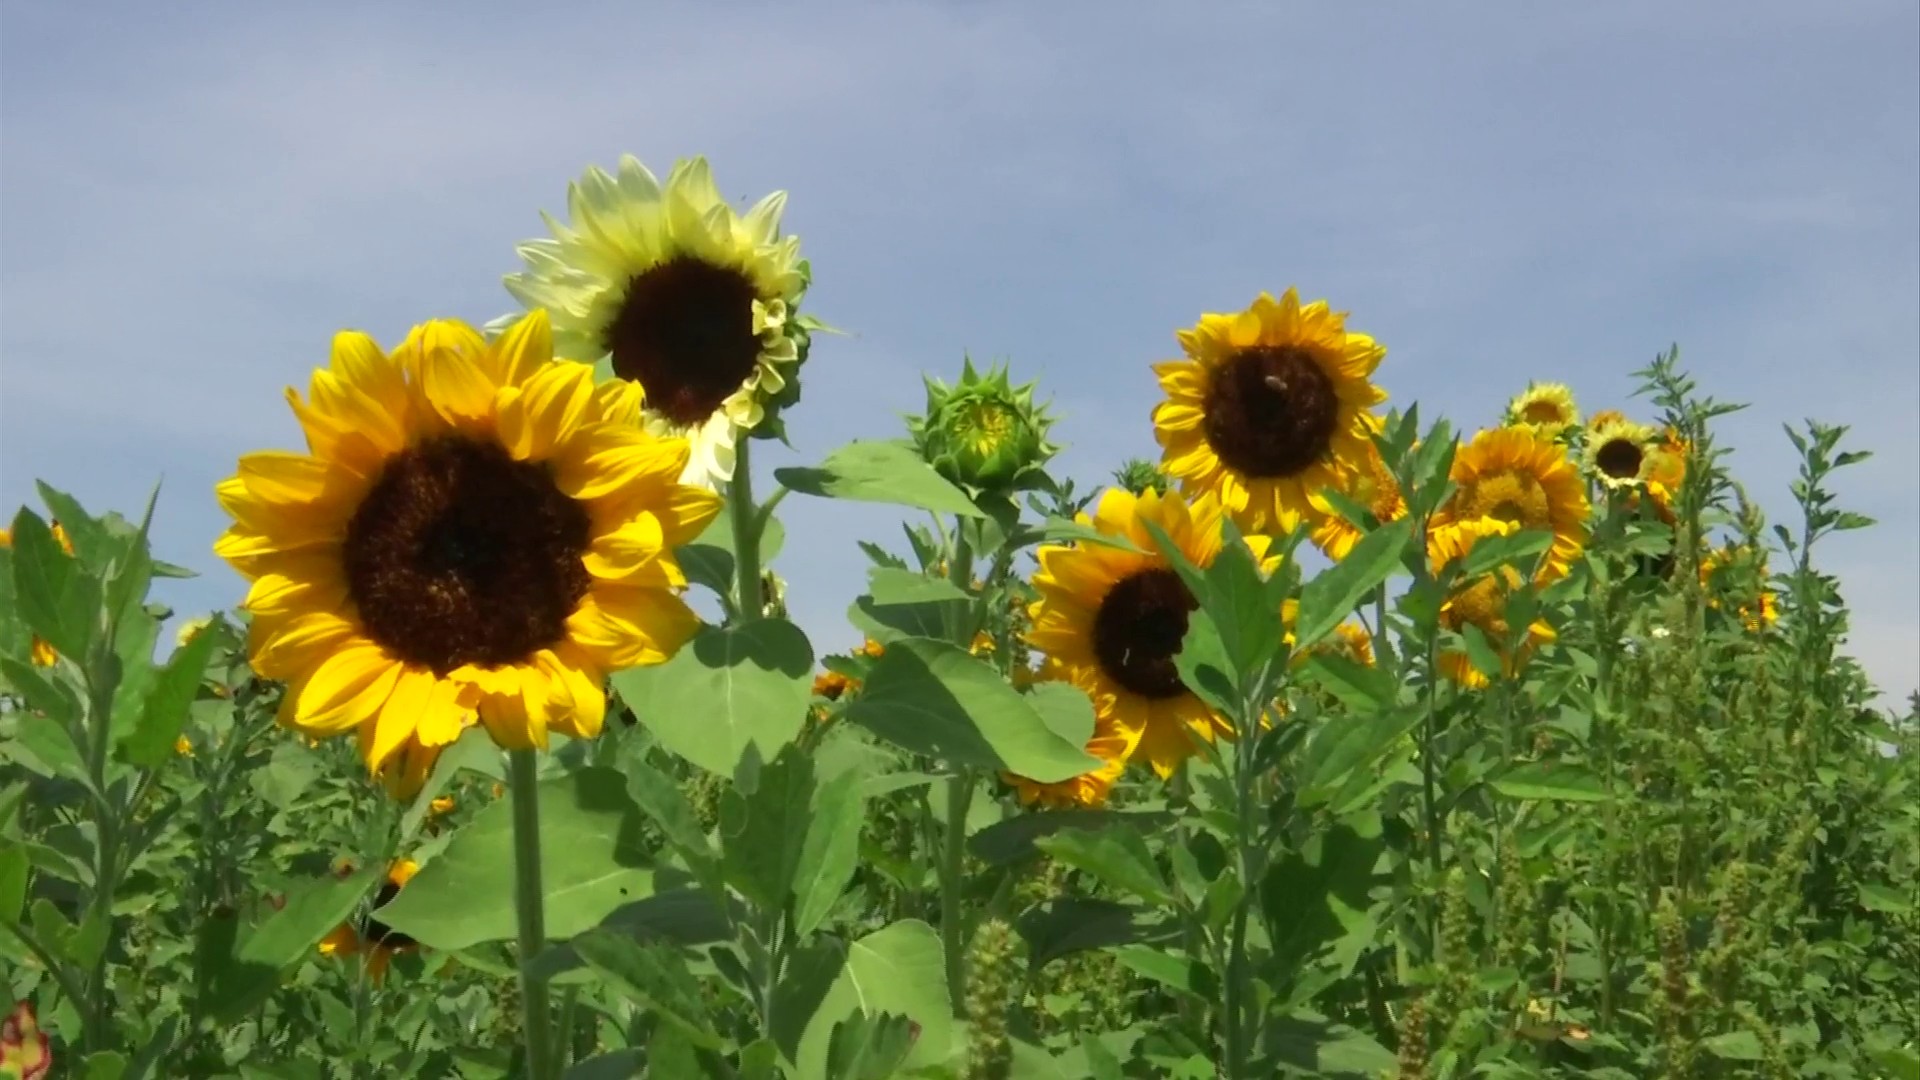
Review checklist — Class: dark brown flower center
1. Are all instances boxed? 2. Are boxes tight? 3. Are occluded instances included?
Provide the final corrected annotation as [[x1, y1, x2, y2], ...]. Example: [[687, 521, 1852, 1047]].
[[1202, 346, 1340, 478], [1092, 568, 1198, 699], [1596, 438, 1644, 480], [362, 879, 416, 950], [344, 436, 591, 676], [604, 255, 763, 428]]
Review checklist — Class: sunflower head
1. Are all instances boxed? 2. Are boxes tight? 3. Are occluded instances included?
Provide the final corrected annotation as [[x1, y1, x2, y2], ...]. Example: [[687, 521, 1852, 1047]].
[[1700, 542, 1779, 631], [504, 155, 814, 489], [1435, 427, 1590, 581], [907, 357, 1060, 493], [1582, 416, 1660, 492], [812, 669, 855, 701], [1003, 661, 1138, 809], [1152, 288, 1388, 533], [1025, 487, 1282, 777], [1309, 422, 1407, 562], [214, 311, 720, 787], [320, 859, 422, 983], [1505, 382, 1580, 437], [1643, 428, 1689, 521], [1428, 519, 1556, 688], [1304, 620, 1376, 668]]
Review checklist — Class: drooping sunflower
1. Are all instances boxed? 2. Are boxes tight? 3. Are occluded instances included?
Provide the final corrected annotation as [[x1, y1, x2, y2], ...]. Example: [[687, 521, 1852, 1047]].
[[1505, 382, 1580, 438], [1026, 487, 1280, 778], [319, 859, 422, 983], [1429, 519, 1557, 688], [1309, 418, 1407, 561], [1582, 416, 1660, 492], [1004, 660, 1138, 809], [1152, 289, 1388, 534], [0, 522, 73, 666], [213, 311, 720, 786], [503, 155, 811, 490], [1434, 427, 1590, 580]]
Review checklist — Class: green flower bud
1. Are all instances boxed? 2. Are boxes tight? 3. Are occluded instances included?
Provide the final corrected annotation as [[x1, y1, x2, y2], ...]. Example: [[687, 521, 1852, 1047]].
[[1112, 457, 1173, 496], [907, 356, 1059, 494]]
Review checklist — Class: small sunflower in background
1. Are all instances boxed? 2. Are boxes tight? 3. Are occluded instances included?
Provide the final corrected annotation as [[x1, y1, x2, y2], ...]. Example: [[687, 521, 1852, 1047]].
[[0, 521, 73, 667], [1429, 519, 1557, 688], [320, 860, 422, 983], [1302, 620, 1376, 668], [1152, 288, 1388, 534], [812, 669, 855, 701], [1505, 382, 1580, 438], [1025, 487, 1281, 777], [1583, 416, 1660, 492], [1642, 427, 1689, 522], [213, 311, 719, 789], [503, 155, 814, 489], [1434, 426, 1590, 580], [1309, 417, 1406, 562]]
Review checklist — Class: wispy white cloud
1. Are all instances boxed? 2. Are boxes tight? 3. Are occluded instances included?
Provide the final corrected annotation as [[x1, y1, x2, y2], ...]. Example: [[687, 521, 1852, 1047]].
[[3, 0, 1914, 704]]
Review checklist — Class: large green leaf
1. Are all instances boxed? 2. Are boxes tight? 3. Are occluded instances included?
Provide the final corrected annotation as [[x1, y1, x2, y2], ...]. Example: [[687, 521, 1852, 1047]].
[[1016, 898, 1177, 968], [720, 746, 815, 912], [1295, 518, 1414, 651], [207, 867, 383, 1021], [1263, 1012, 1397, 1079], [572, 931, 720, 1048], [374, 767, 653, 950], [783, 920, 954, 1079], [968, 810, 1175, 867], [118, 625, 217, 766], [611, 619, 813, 778], [1259, 815, 1383, 998], [793, 771, 867, 937], [1490, 762, 1609, 802], [847, 569, 971, 645], [9, 508, 99, 662], [1033, 827, 1174, 907], [1022, 681, 1096, 748], [776, 440, 983, 517], [846, 638, 1099, 782], [1296, 706, 1423, 807]]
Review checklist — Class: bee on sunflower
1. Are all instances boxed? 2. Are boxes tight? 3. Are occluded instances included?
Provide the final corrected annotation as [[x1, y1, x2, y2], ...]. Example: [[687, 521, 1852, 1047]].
[[213, 311, 719, 794]]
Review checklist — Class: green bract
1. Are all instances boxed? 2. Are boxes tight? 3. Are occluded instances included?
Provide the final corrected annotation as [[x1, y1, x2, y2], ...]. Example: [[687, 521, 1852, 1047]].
[[906, 356, 1060, 494]]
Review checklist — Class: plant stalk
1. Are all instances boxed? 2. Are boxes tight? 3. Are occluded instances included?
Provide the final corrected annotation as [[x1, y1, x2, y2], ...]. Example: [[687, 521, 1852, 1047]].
[[508, 749, 558, 1080], [730, 437, 764, 621], [940, 768, 976, 1014]]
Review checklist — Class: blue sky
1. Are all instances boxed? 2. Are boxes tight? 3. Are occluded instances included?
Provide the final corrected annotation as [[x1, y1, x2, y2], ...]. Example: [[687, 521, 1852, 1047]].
[[3, 1, 1915, 708]]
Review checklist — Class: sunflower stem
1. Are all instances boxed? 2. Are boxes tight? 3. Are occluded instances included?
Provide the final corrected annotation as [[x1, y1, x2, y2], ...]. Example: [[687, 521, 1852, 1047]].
[[730, 437, 764, 622], [508, 749, 558, 1080], [940, 767, 976, 1014]]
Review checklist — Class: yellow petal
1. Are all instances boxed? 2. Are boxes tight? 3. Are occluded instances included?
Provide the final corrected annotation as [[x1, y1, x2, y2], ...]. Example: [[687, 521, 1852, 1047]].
[[290, 644, 403, 735], [363, 667, 437, 773], [491, 309, 554, 388]]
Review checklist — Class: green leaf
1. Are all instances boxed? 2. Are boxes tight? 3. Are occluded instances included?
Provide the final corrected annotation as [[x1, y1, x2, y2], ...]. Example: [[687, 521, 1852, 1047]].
[[678, 505, 787, 599], [562, 1051, 645, 1080], [1263, 1012, 1397, 1079], [824, 1011, 917, 1080], [1297, 654, 1399, 712], [1296, 518, 1414, 651], [1114, 945, 1215, 998], [1034, 827, 1174, 907], [1702, 1031, 1765, 1061], [1027, 518, 1143, 553], [9, 508, 99, 662], [250, 742, 322, 811], [848, 569, 971, 645], [1460, 527, 1553, 580], [846, 638, 1098, 782], [398, 727, 502, 840], [776, 440, 983, 517], [1260, 816, 1383, 994], [720, 746, 814, 912], [1858, 882, 1912, 914], [611, 618, 813, 778], [0, 843, 27, 923], [118, 625, 217, 766], [785, 920, 954, 1080], [793, 771, 868, 937], [621, 753, 718, 883], [572, 931, 721, 1048], [375, 767, 653, 951], [1490, 762, 1609, 802], [527, 887, 734, 983], [968, 810, 1174, 867], [1297, 706, 1422, 806], [1023, 681, 1096, 748], [1017, 898, 1175, 968], [1171, 611, 1240, 717], [208, 867, 383, 1022]]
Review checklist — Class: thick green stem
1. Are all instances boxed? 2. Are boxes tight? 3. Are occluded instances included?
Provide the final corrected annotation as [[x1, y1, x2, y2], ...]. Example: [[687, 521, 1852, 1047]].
[[1221, 681, 1266, 1079], [509, 750, 558, 1080], [730, 437, 764, 621], [1420, 633, 1444, 954], [82, 656, 124, 1054], [940, 769, 976, 1014]]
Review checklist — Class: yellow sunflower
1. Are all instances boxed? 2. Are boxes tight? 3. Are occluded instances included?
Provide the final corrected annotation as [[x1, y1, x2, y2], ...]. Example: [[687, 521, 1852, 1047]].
[[1004, 660, 1138, 809], [1152, 288, 1388, 534], [1301, 620, 1376, 668], [1026, 487, 1281, 778], [503, 155, 809, 490], [1429, 519, 1556, 688], [1505, 382, 1580, 437], [1586, 409, 1627, 430], [1434, 427, 1590, 581], [213, 311, 720, 786], [1700, 542, 1780, 631], [1309, 418, 1406, 561], [1582, 416, 1660, 492], [319, 859, 421, 983], [1642, 428, 1688, 523], [0, 522, 73, 666]]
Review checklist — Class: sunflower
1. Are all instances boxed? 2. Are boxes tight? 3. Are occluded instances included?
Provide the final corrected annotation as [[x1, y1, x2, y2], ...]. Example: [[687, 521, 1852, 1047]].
[[1700, 542, 1780, 631], [319, 859, 422, 983], [1582, 416, 1660, 492], [1309, 418, 1407, 561], [1005, 661, 1137, 809], [503, 155, 810, 490], [213, 311, 720, 785], [1303, 620, 1376, 668], [1642, 428, 1688, 522], [0, 1001, 49, 1080], [1434, 427, 1590, 580], [1429, 519, 1556, 688], [812, 669, 855, 700], [1152, 288, 1388, 534], [1026, 487, 1280, 778], [1506, 382, 1580, 438], [0, 522, 73, 666]]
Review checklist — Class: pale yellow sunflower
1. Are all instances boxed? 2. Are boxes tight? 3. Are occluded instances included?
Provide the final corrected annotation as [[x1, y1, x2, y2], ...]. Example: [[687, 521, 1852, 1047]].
[[1582, 416, 1660, 492], [1026, 487, 1281, 778], [1505, 382, 1580, 437], [1, 522, 73, 666], [213, 311, 720, 786], [503, 155, 810, 489], [1429, 519, 1557, 688], [1309, 417, 1406, 561], [319, 859, 421, 984], [1004, 660, 1138, 809], [1152, 288, 1388, 534], [1434, 427, 1590, 581]]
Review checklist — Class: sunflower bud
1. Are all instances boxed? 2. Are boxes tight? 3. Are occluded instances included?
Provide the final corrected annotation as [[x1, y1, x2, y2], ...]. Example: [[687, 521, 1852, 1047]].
[[908, 357, 1059, 494], [1111, 457, 1173, 496]]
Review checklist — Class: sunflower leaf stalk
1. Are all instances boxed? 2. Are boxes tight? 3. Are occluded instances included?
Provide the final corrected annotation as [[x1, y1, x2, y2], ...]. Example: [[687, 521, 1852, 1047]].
[[507, 749, 558, 1080], [730, 436, 766, 622]]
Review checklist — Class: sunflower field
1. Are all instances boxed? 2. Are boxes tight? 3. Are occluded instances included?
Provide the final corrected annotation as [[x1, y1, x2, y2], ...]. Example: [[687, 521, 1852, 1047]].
[[3, 154, 1917, 1080]]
